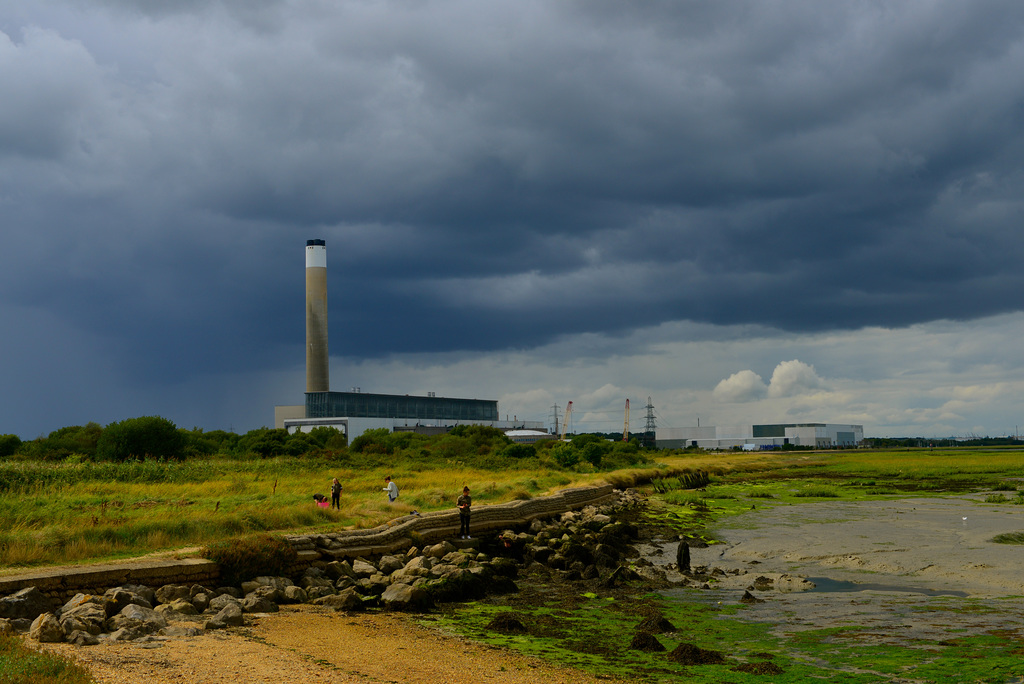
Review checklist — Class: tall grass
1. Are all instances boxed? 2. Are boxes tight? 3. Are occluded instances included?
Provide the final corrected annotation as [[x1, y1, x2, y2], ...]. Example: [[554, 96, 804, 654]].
[[0, 635, 95, 684], [0, 455, 604, 571]]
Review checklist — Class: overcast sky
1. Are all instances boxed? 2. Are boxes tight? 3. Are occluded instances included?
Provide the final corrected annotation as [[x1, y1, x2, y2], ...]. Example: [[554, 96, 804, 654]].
[[3, 1, 1024, 440]]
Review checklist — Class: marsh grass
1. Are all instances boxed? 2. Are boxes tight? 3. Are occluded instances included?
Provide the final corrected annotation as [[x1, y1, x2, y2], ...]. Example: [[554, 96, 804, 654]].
[[793, 486, 840, 498], [0, 635, 95, 684], [991, 531, 1024, 544], [0, 456, 601, 570]]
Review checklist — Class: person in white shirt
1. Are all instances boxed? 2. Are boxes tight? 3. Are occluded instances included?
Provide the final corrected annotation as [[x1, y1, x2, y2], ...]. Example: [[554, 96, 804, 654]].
[[383, 475, 398, 503]]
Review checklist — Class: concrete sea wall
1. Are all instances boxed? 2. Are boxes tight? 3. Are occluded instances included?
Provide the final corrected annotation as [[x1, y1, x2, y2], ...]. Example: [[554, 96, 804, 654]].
[[0, 484, 615, 604]]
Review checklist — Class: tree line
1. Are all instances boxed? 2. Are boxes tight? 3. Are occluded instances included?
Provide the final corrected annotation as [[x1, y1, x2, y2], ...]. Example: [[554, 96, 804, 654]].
[[0, 417, 652, 472]]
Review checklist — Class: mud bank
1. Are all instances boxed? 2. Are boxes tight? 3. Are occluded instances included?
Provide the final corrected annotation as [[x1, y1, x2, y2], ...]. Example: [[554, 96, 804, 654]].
[[697, 494, 1024, 596]]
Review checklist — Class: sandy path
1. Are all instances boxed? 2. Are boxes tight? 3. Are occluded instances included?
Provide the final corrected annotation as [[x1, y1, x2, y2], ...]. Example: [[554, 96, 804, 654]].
[[698, 494, 1024, 595], [41, 606, 623, 684]]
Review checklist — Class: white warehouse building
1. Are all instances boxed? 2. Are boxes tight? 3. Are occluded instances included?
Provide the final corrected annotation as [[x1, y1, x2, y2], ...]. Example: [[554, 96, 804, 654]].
[[656, 422, 864, 450]]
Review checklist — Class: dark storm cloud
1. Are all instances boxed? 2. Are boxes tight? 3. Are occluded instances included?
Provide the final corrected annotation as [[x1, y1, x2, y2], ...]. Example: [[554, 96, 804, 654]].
[[3, 0, 1024, 436]]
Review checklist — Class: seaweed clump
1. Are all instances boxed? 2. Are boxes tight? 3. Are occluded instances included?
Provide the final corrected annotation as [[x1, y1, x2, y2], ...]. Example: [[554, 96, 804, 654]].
[[667, 642, 725, 665]]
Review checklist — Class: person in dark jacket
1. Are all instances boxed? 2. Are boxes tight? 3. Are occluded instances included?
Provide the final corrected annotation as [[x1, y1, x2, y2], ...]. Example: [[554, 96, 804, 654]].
[[457, 486, 472, 539], [330, 477, 343, 509]]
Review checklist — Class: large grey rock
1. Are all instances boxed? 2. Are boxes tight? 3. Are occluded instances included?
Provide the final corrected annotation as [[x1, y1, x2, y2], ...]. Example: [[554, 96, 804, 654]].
[[107, 626, 145, 642], [190, 584, 215, 598], [240, 576, 293, 595], [109, 584, 156, 606], [301, 575, 334, 591], [323, 560, 356, 581], [395, 555, 434, 580], [377, 555, 406, 575], [207, 594, 241, 612], [424, 567, 485, 603], [191, 592, 211, 612], [313, 588, 365, 612], [162, 598, 199, 616], [204, 603, 244, 630], [60, 593, 104, 615], [355, 577, 388, 597], [305, 585, 336, 600], [425, 541, 457, 558], [440, 551, 472, 566], [247, 585, 284, 604], [9, 618, 32, 633], [106, 604, 168, 635], [30, 613, 65, 643], [380, 583, 432, 612], [67, 630, 100, 646], [0, 587, 53, 621], [155, 584, 191, 605], [240, 595, 279, 614], [282, 586, 308, 604], [102, 589, 145, 617], [351, 558, 377, 578], [60, 602, 107, 635], [162, 625, 202, 637]]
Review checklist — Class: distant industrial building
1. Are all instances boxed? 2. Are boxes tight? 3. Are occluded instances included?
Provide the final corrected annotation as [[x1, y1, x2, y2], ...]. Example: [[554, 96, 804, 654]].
[[656, 423, 864, 450], [274, 239, 545, 441], [505, 429, 558, 445]]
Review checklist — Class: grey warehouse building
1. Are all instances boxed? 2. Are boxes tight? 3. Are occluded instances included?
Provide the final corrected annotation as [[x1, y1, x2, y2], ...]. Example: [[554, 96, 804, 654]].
[[656, 422, 864, 450], [306, 391, 498, 422], [277, 390, 539, 441]]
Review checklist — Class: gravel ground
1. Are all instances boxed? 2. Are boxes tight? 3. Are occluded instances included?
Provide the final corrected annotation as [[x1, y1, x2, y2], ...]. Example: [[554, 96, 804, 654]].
[[39, 605, 623, 684]]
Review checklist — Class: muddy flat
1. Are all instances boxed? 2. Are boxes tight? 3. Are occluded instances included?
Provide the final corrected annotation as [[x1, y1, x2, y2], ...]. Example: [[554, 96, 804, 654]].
[[667, 494, 1024, 654], [704, 494, 1024, 595]]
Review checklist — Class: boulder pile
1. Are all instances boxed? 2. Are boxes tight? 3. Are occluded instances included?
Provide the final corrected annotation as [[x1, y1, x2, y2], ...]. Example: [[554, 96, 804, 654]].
[[0, 488, 661, 646]]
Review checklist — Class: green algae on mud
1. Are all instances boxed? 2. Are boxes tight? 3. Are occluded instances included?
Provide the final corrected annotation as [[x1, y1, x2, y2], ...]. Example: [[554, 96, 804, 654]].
[[428, 455, 1024, 683], [431, 588, 797, 682], [432, 583, 1024, 683]]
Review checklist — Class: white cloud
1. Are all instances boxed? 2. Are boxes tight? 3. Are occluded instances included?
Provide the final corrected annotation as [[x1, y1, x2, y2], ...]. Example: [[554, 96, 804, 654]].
[[713, 370, 768, 403], [767, 359, 825, 398]]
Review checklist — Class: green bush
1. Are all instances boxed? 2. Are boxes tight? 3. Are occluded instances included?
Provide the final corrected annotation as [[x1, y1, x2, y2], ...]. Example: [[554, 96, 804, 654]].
[[0, 634, 95, 683], [551, 442, 579, 468], [235, 427, 290, 457], [0, 434, 21, 458], [502, 443, 536, 460], [349, 428, 392, 454], [202, 533, 298, 586], [96, 416, 185, 461]]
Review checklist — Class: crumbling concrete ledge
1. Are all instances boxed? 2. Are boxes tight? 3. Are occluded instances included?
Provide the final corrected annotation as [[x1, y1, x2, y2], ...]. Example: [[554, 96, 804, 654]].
[[0, 483, 616, 603], [0, 559, 219, 605], [287, 484, 617, 561]]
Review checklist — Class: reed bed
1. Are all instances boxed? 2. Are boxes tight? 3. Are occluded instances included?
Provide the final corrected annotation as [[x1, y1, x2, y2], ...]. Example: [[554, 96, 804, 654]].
[[0, 456, 600, 571]]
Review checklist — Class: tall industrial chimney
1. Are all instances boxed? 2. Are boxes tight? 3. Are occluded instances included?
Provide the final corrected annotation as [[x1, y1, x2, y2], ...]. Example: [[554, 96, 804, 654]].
[[305, 239, 329, 393]]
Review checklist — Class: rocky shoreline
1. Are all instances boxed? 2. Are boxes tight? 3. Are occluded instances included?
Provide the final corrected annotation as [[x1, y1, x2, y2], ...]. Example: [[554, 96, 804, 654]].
[[1, 487, 783, 652]]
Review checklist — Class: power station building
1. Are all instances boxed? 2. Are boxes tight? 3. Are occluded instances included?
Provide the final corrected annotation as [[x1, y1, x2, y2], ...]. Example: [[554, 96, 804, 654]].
[[656, 422, 864, 450], [274, 239, 545, 440]]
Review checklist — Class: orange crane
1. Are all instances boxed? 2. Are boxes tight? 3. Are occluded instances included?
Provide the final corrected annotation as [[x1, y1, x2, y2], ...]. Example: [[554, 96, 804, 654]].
[[623, 399, 630, 442], [560, 401, 573, 440]]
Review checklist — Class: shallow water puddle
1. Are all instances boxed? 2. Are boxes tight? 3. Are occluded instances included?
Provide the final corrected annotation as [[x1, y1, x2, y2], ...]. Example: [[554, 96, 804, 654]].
[[805, 576, 968, 597]]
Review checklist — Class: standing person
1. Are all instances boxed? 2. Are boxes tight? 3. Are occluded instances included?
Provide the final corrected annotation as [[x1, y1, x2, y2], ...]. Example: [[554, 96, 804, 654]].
[[383, 475, 399, 503], [457, 486, 472, 539], [330, 477, 343, 509]]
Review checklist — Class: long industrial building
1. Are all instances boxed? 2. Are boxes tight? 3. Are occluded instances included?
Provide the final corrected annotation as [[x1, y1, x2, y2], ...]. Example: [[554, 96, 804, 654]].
[[274, 239, 545, 440], [656, 422, 864, 450]]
